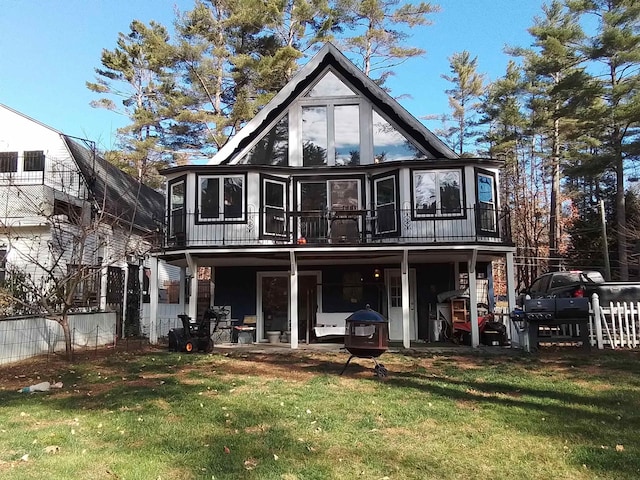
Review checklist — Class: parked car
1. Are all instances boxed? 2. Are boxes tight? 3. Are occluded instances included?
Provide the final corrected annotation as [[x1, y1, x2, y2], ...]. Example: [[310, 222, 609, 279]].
[[519, 270, 640, 304]]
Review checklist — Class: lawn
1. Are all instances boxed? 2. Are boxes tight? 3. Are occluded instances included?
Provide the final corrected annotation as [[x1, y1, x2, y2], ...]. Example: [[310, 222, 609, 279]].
[[0, 345, 639, 480]]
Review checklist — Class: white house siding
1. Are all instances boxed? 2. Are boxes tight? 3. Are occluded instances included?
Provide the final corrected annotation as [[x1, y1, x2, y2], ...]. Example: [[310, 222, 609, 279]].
[[1, 227, 54, 279]]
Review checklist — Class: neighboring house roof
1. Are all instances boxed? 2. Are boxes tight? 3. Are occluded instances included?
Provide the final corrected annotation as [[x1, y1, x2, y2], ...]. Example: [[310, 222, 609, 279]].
[[64, 136, 164, 233], [209, 42, 458, 165]]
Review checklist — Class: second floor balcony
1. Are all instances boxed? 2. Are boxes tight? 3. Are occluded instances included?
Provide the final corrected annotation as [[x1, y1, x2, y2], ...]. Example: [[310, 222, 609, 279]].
[[162, 205, 512, 250]]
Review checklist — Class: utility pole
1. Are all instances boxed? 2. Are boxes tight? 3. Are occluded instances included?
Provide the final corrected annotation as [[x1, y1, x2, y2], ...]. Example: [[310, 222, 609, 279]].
[[600, 200, 611, 281]]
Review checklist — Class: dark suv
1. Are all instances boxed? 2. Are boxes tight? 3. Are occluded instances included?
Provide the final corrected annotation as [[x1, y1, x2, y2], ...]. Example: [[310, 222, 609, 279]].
[[520, 270, 605, 301]]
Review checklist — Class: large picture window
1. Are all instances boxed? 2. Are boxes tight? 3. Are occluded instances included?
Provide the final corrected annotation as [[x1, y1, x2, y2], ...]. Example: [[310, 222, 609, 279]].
[[477, 171, 497, 233], [198, 175, 245, 222], [413, 169, 463, 217], [242, 114, 289, 166]]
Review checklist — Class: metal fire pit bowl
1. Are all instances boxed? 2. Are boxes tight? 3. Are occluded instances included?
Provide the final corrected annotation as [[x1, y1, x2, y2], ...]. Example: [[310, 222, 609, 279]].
[[340, 305, 389, 378]]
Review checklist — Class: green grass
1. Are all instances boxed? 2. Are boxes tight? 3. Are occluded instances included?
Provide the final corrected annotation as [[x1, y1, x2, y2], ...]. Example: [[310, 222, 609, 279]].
[[1, 347, 640, 479]]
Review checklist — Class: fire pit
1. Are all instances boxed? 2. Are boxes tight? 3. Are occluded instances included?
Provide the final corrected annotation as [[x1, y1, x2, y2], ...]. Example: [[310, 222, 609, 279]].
[[340, 305, 389, 378]]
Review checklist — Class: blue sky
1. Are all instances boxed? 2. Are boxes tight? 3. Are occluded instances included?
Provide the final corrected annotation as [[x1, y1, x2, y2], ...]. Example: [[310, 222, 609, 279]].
[[1, 0, 546, 152]]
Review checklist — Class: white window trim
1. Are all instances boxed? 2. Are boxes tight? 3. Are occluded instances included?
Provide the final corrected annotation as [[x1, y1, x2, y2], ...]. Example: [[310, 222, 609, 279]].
[[373, 175, 397, 234], [169, 180, 185, 237], [263, 178, 287, 237], [197, 174, 245, 223], [477, 172, 497, 232], [413, 169, 464, 218]]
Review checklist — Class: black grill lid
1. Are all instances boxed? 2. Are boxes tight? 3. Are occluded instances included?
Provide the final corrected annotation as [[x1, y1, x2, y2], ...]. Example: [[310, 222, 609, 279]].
[[346, 305, 387, 323]]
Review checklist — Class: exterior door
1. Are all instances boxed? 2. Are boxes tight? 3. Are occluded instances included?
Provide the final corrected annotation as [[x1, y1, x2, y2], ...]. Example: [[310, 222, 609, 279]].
[[386, 269, 417, 341], [258, 273, 289, 341], [298, 272, 320, 343]]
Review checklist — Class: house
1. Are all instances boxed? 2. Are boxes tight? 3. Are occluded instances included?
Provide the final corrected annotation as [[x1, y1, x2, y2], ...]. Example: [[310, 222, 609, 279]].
[[151, 43, 518, 348], [0, 103, 165, 336]]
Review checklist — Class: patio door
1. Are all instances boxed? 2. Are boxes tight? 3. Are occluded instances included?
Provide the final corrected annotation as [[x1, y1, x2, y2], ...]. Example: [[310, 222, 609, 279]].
[[258, 273, 289, 341], [298, 271, 321, 343], [385, 269, 417, 341], [298, 179, 361, 242]]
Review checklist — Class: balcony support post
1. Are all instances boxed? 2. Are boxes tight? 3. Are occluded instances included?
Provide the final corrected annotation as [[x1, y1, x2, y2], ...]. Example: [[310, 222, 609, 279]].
[[401, 249, 410, 349], [186, 253, 198, 322], [290, 250, 299, 349], [149, 256, 159, 344], [468, 249, 479, 347]]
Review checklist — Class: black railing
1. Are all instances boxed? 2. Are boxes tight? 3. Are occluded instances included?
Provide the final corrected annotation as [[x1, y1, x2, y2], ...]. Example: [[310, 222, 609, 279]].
[[162, 206, 512, 249]]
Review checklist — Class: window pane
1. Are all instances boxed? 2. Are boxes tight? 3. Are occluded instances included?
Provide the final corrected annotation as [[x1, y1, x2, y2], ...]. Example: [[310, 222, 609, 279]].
[[302, 106, 327, 166], [265, 180, 286, 235], [0, 152, 18, 172], [24, 151, 45, 171], [478, 175, 494, 203], [265, 181, 284, 208], [478, 174, 496, 232], [414, 172, 436, 214], [375, 177, 396, 233], [170, 181, 185, 237], [243, 114, 288, 165], [307, 71, 356, 97], [224, 177, 243, 219], [376, 177, 395, 205], [330, 180, 359, 210], [200, 178, 219, 219], [171, 182, 184, 208], [373, 112, 426, 162], [334, 105, 360, 166], [440, 171, 461, 214], [300, 183, 326, 211]]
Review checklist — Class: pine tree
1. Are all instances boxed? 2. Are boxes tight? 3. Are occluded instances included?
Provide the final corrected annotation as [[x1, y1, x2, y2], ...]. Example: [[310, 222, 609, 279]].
[[338, 0, 439, 85], [515, 1, 591, 269], [440, 51, 486, 156], [478, 61, 549, 287], [567, 0, 640, 280], [86, 20, 174, 187]]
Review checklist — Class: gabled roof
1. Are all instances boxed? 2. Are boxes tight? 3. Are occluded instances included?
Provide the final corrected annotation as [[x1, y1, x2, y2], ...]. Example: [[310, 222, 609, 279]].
[[210, 42, 458, 165], [64, 136, 164, 233]]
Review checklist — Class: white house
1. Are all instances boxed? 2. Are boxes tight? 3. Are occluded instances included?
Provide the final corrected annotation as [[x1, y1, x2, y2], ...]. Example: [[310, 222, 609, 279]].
[[0, 103, 166, 336]]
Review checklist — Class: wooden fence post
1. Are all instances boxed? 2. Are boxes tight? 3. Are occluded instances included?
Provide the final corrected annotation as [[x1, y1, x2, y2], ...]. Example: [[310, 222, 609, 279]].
[[592, 293, 603, 350]]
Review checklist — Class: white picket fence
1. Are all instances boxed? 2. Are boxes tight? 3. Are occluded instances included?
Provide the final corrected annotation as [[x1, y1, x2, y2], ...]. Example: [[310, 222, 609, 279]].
[[499, 294, 640, 351], [590, 293, 640, 349]]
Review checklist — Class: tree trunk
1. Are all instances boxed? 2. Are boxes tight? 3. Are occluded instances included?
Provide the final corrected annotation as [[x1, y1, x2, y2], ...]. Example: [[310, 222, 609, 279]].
[[59, 315, 74, 361], [549, 116, 560, 271], [616, 147, 628, 280]]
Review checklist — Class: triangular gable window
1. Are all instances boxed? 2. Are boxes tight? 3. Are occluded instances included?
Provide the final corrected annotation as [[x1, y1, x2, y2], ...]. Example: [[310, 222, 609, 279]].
[[373, 111, 427, 162], [238, 114, 289, 165], [306, 71, 357, 97]]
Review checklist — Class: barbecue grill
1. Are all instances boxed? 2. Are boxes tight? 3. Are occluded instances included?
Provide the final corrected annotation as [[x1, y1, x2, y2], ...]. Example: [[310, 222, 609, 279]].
[[340, 305, 389, 378], [523, 297, 590, 351]]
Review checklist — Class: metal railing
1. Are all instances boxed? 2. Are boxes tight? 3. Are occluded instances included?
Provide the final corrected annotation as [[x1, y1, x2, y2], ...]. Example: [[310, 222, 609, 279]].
[[162, 206, 512, 249]]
